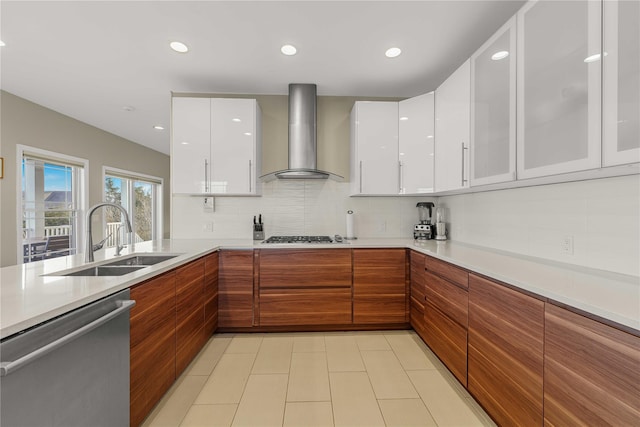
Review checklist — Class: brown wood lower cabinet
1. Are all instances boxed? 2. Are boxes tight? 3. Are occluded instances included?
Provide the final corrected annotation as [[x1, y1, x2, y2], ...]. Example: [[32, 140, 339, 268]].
[[468, 273, 544, 426], [130, 271, 176, 427], [204, 252, 219, 336], [409, 251, 427, 340], [423, 268, 469, 386], [260, 288, 352, 325], [175, 258, 206, 376], [218, 250, 254, 327], [544, 303, 640, 426], [257, 249, 352, 326], [353, 249, 407, 324]]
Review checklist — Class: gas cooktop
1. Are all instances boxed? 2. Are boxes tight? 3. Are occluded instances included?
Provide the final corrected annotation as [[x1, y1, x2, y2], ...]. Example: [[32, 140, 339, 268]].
[[263, 235, 333, 244]]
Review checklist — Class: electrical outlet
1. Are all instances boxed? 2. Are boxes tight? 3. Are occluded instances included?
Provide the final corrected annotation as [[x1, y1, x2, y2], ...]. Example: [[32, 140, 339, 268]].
[[379, 220, 387, 232], [203, 197, 214, 212], [203, 221, 214, 232], [560, 235, 574, 255]]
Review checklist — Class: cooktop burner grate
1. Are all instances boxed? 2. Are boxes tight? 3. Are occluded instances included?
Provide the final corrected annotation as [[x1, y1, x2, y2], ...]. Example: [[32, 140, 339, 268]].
[[263, 235, 333, 244]]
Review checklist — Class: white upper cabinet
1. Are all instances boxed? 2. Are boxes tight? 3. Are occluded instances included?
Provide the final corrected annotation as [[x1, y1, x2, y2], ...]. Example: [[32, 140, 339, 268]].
[[399, 92, 435, 194], [435, 59, 471, 192], [470, 17, 517, 186], [171, 97, 261, 195], [350, 101, 399, 195], [516, 0, 602, 179], [602, 0, 640, 166], [210, 99, 261, 194], [171, 97, 211, 194]]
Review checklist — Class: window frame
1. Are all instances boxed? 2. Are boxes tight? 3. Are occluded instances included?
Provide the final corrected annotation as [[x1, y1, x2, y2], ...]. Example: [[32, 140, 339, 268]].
[[102, 166, 163, 246], [16, 145, 89, 264]]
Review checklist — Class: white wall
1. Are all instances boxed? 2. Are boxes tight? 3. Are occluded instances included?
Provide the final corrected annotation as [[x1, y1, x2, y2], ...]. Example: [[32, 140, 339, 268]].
[[172, 180, 433, 240], [438, 175, 640, 276]]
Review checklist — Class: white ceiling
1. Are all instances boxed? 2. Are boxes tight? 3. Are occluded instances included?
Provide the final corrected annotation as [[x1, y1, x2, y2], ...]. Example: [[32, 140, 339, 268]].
[[1, 0, 526, 155]]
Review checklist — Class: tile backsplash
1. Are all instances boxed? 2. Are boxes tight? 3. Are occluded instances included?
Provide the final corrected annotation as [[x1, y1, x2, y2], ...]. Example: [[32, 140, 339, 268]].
[[172, 175, 639, 277], [172, 180, 433, 241], [438, 175, 640, 277]]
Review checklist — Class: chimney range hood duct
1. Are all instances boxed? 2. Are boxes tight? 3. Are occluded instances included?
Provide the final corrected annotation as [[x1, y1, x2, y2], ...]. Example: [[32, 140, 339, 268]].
[[260, 84, 343, 181]]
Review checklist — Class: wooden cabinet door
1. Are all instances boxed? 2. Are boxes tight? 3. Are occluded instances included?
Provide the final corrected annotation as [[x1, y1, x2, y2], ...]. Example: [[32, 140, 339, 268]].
[[468, 273, 544, 426], [353, 249, 407, 324], [175, 258, 205, 375], [409, 251, 427, 340], [204, 251, 219, 336], [423, 268, 469, 386], [130, 271, 176, 427], [258, 249, 352, 326], [219, 250, 254, 327], [544, 304, 640, 425]]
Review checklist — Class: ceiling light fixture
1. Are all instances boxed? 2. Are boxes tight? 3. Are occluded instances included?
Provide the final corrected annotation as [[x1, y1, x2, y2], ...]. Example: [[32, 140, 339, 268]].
[[281, 44, 297, 56], [399, 116, 409, 121], [244, 132, 252, 136], [491, 50, 509, 60], [232, 118, 241, 122], [170, 41, 189, 53], [181, 141, 189, 145], [153, 125, 165, 130], [385, 47, 402, 58], [0, 40, 5, 47]]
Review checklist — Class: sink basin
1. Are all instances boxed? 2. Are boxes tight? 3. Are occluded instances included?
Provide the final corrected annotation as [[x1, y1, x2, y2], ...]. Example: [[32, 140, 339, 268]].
[[104, 254, 178, 267], [62, 265, 146, 277]]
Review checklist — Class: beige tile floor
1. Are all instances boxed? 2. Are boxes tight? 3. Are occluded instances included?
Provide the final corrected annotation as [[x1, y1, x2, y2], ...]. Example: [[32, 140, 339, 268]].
[[142, 330, 495, 427]]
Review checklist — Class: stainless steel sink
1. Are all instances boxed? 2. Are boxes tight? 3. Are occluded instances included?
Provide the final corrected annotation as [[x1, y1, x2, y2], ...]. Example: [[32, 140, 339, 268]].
[[104, 254, 178, 267], [62, 265, 146, 276]]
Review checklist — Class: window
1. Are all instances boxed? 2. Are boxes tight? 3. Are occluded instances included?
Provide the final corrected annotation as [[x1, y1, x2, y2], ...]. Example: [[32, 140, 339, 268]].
[[18, 146, 87, 264], [103, 167, 163, 248]]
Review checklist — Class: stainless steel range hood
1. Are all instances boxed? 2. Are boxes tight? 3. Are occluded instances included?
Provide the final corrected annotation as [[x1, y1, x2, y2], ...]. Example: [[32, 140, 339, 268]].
[[260, 84, 343, 181]]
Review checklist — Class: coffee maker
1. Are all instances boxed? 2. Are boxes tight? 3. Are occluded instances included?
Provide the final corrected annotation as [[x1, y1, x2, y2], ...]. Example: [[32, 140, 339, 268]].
[[414, 202, 435, 240]]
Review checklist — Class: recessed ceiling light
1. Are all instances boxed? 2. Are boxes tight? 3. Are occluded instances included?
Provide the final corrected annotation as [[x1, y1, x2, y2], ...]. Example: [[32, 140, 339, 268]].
[[244, 132, 252, 136], [0, 40, 5, 47], [427, 135, 434, 139], [181, 141, 189, 145], [153, 125, 165, 130], [491, 50, 509, 60], [385, 47, 402, 58], [281, 44, 297, 56], [584, 52, 607, 63], [170, 41, 189, 53], [232, 118, 241, 122], [399, 116, 409, 121], [122, 105, 136, 112]]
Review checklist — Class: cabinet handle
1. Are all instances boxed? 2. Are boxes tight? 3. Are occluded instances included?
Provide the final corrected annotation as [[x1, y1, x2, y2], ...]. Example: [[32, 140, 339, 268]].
[[461, 143, 468, 187], [359, 160, 363, 193], [249, 159, 252, 193], [204, 159, 209, 193], [399, 161, 403, 194]]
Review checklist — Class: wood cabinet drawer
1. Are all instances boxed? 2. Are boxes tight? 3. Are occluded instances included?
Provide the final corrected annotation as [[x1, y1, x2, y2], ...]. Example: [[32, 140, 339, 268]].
[[259, 249, 352, 288], [354, 294, 407, 324], [410, 296, 427, 342], [410, 251, 426, 307], [424, 270, 468, 328], [544, 304, 640, 426], [219, 250, 253, 328], [260, 288, 352, 326], [353, 248, 406, 294], [424, 301, 468, 386], [468, 273, 544, 426], [425, 256, 468, 289]]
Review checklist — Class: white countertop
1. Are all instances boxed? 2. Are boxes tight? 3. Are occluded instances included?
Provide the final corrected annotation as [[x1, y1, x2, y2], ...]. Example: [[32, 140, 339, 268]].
[[1, 238, 638, 339]]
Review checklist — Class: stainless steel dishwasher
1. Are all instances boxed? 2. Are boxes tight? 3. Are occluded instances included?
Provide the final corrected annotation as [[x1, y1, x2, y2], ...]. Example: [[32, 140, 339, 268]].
[[0, 289, 135, 427]]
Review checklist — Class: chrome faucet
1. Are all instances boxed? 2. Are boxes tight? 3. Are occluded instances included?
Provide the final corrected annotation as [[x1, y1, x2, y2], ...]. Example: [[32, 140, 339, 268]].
[[85, 202, 133, 262], [114, 225, 125, 256]]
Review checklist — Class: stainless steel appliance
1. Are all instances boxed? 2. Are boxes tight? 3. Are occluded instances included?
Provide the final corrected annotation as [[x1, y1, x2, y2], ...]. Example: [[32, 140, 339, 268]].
[[263, 235, 335, 244], [0, 289, 135, 427], [435, 206, 447, 240], [414, 202, 435, 240]]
